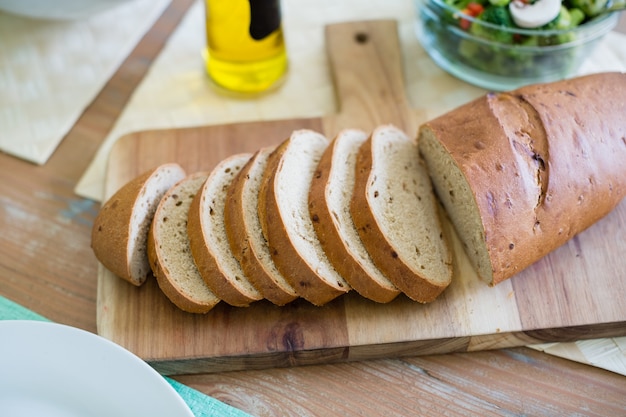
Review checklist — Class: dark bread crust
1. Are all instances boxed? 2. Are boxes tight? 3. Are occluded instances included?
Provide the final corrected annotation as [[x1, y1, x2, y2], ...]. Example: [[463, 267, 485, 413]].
[[91, 163, 185, 286], [309, 133, 400, 303], [350, 135, 451, 303], [224, 149, 298, 306], [421, 72, 626, 285], [258, 136, 349, 306]]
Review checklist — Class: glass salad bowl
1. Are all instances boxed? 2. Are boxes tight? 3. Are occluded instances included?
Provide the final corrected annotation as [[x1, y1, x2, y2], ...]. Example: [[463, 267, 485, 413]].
[[415, 0, 619, 91]]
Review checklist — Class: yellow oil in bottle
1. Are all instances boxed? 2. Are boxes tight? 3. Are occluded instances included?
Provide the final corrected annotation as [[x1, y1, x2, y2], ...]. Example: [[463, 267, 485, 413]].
[[204, 0, 288, 94]]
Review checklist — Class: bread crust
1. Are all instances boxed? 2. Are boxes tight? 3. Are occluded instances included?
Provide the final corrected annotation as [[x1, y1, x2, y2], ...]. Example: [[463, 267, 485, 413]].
[[147, 172, 219, 313], [309, 130, 400, 303], [91, 163, 185, 286], [421, 72, 626, 285], [351, 134, 451, 303], [258, 134, 349, 306], [224, 148, 298, 306], [187, 154, 260, 307]]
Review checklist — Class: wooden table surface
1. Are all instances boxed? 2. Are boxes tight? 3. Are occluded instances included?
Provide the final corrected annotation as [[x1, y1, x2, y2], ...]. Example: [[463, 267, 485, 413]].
[[1, 2, 625, 415]]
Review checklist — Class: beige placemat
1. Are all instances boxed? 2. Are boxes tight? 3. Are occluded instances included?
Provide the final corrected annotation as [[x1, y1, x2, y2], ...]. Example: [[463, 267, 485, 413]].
[[75, 0, 626, 202], [530, 338, 626, 376], [74, 0, 489, 201], [0, 0, 171, 165], [75, 0, 626, 376]]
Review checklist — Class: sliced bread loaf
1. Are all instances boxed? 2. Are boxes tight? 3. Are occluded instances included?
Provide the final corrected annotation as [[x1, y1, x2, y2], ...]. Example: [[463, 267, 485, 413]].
[[224, 147, 298, 306], [148, 172, 220, 313], [351, 125, 452, 303], [418, 72, 626, 285], [309, 129, 400, 303], [91, 163, 186, 286], [187, 153, 262, 307], [258, 130, 351, 306]]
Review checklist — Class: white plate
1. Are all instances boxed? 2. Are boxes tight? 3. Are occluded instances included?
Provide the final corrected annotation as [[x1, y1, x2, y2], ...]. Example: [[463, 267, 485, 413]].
[[0, 0, 134, 20], [0, 320, 194, 417]]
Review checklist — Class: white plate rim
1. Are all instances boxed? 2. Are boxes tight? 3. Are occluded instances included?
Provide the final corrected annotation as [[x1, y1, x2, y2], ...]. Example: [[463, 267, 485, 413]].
[[0, 320, 194, 417]]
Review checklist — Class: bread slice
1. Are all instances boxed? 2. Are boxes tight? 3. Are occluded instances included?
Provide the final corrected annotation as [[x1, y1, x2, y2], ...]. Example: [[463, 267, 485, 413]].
[[258, 130, 350, 306], [309, 129, 400, 303], [148, 172, 220, 313], [351, 125, 452, 303], [224, 147, 298, 306], [419, 118, 493, 284], [91, 163, 186, 286], [187, 153, 262, 307], [418, 72, 626, 285]]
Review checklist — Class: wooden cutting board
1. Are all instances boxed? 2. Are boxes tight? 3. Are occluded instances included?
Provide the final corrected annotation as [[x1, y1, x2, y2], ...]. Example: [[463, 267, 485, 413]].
[[97, 20, 626, 375]]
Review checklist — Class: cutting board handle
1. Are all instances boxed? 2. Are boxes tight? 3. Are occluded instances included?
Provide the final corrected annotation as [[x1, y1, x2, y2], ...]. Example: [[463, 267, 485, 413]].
[[323, 20, 417, 136]]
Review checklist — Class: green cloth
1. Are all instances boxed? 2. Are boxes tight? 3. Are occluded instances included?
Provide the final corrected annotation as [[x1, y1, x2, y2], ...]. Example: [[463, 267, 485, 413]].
[[0, 295, 252, 417]]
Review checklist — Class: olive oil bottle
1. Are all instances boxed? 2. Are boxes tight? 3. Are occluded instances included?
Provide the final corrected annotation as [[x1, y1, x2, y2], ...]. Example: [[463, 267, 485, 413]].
[[204, 0, 288, 93]]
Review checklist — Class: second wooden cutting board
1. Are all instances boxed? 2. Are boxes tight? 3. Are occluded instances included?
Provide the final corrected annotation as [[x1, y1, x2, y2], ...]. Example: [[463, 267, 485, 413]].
[[97, 20, 626, 374]]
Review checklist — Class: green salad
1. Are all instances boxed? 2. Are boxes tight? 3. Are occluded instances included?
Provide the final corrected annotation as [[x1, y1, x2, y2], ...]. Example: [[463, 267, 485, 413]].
[[420, 0, 619, 81], [444, 0, 610, 38]]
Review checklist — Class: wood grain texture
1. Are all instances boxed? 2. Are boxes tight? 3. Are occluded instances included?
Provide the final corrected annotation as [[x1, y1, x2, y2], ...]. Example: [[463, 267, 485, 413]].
[[2, 2, 625, 416], [0, 0, 195, 332], [322, 21, 419, 136], [177, 347, 626, 416], [97, 20, 626, 375]]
